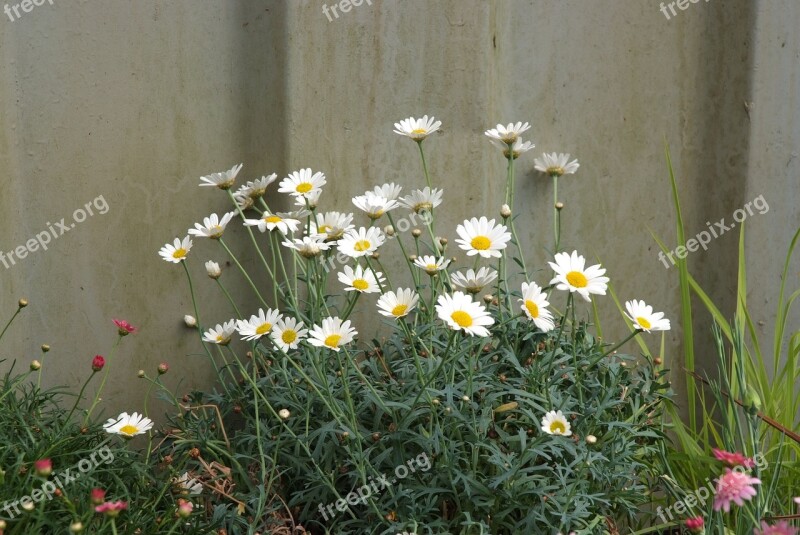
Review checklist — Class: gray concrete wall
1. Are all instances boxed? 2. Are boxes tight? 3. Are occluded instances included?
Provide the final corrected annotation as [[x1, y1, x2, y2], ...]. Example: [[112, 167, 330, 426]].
[[1, 0, 796, 418]]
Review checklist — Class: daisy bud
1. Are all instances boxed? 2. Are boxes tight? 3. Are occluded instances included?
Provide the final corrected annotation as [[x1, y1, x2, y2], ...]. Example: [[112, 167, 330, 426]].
[[18, 298, 28, 308], [555, 201, 564, 211], [205, 261, 222, 279], [483, 294, 493, 304], [438, 237, 448, 247], [412, 228, 422, 238], [462, 396, 470, 402], [177, 499, 193, 518], [90, 488, 106, 505], [500, 204, 512, 218], [30, 360, 41, 371], [431, 398, 440, 405], [34, 458, 52, 477], [22, 501, 34, 511], [408, 254, 418, 261], [184, 315, 197, 328], [278, 409, 290, 420], [91, 355, 105, 372], [685, 517, 704, 533], [41, 344, 50, 353], [69, 522, 84, 533], [0, 519, 6, 529], [371, 252, 380, 260], [157, 363, 169, 375], [653, 356, 663, 365], [383, 225, 395, 236], [137, 370, 145, 378], [586, 435, 597, 444], [744, 385, 761, 414]]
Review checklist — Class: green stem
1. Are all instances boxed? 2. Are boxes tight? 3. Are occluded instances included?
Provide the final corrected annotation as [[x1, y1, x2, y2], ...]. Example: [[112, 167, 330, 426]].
[[83, 336, 122, 425], [218, 238, 270, 309]]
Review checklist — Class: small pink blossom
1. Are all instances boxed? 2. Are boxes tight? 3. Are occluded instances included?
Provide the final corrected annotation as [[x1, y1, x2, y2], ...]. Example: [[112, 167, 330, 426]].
[[712, 447, 755, 468], [95, 500, 128, 517], [34, 459, 52, 477], [713, 468, 761, 512], [685, 516, 704, 533], [754, 520, 799, 535], [177, 499, 193, 518], [113, 319, 137, 336], [90, 488, 106, 505]]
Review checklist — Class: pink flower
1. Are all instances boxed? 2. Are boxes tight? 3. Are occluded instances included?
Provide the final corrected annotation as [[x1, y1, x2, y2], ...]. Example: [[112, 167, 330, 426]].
[[754, 521, 799, 535], [90, 488, 106, 505], [95, 500, 128, 517], [92, 355, 106, 372], [34, 458, 52, 477], [713, 468, 761, 512], [712, 447, 755, 468], [157, 362, 169, 375], [113, 319, 137, 336], [685, 516, 704, 533], [177, 499, 193, 518]]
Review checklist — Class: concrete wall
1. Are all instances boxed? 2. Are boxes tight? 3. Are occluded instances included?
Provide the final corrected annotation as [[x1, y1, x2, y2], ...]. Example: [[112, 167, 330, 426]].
[[1, 0, 796, 418]]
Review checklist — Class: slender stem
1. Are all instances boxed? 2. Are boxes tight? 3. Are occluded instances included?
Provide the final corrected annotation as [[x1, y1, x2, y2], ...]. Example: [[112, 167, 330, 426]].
[[591, 330, 640, 366], [553, 175, 560, 253], [0, 307, 22, 342], [83, 336, 122, 425], [505, 152, 529, 282], [218, 238, 270, 309], [215, 279, 243, 320]]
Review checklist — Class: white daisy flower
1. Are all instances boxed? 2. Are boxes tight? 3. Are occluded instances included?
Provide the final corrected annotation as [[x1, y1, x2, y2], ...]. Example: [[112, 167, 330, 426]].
[[307, 317, 357, 352], [376, 288, 419, 319], [199, 163, 243, 190], [188, 212, 235, 239], [159, 236, 193, 264], [399, 187, 444, 213], [337, 265, 384, 293], [454, 216, 512, 259], [205, 260, 221, 278], [519, 282, 555, 332], [368, 183, 403, 202], [413, 255, 451, 275], [309, 211, 355, 241], [484, 122, 531, 144], [490, 138, 535, 159], [338, 227, 386, 258], [236, 308, 282, 341], [393, 115, 442, 141], [202, 320, 237, 345], [540, 410, 572, 436], [103, 412, 154, 438], [244, 174, 277, 198], [549, 250, 609, 302], [293, 188, 322, 209], [450, 267, 498, 294], [232, 190, 255, 211], [278, 168, 327, 198], [243, 211, 301, 234], [270, 317, 308, 351], [282, 236, 331, 258], [174, 472, 203, 495], [533, 152, 580, 177], [624, 299, 670, 333], [435, 291, 494, 337], [352, 192, 399, 220]]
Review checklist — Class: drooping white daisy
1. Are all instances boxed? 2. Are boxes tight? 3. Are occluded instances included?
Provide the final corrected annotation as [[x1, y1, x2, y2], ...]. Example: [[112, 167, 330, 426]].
[[244, 174, 278, 198], [337, 265, 384, 293], [368, 183, 403, 202], [278, 168, 327, 199], [549, 250, 609, 302], [435, 291, 494, 337], [103, 412, 154, 438], [244, 211, 301, 234], [450, 267, 498, 294], [413, 255, 451, 275], [307, 317, 357, 352], [624, 300, 671, 333], [519, 282, 555, 332], [270, 317, 308, 351], [540, 410, 572, 436], [188, 212, 235, 239], [352, 192, 399, 220], [490, 138, 535, 159], [202, 320, 237, 345], [455, 216, 511, 259], [282, 236, 331, 258], [533, 152, 580, 177], [484, 122, 531, 144], [232, 189, 255, 210], [159, 236, 193, 264], [293, 188, 322, 209], [393, 115, 442, 141], [205, 260, 221, 278], [338, 227, 386, 258], [399, 187, 444, 213], [199, 163, 243, 190], [174, 472, 203, 495], [376, 288, 419, 319], [236, 308, 282, 341], [309, 211, 355, 241]]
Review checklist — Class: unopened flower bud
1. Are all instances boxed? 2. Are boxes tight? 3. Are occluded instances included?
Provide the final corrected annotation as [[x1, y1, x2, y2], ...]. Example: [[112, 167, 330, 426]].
[[34, 458, 52, 477], [383, 225, 395, 236], [278, 409, 290, 420], [500, 204, 512, 218], [184, 315, 197, 328], [22, 500, 34, 511], [177, 499, 193, 518], [438, 237, 448, 247], [483, 294, 493, 304], [91, 355, 106, 372], [408, 254, 418, 262], [157, 363, 169, 375], [205, 261, 222, 279], [586, 435, 597, 444], [412, 228, 422, 238], [462, 396, 470, 402], [555, 201, 564, 211], [18, 298, 28, 308], [432, 398, 440, 405], [41, 344, 50, 353], [744, 386, 761, 414], [371, 252, 380, 260], [653, 356, 663, 366], [137, 369, 146, 378], [69, 521, 84, 533], [30, 360, 41, 371]]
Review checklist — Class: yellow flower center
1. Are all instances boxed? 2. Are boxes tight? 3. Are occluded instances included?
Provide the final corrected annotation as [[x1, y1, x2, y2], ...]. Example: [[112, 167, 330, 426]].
[[426, 264, 438, 271], [296, 182, 313, 194], [525, 300, 539, 318], [368, 209, 385, 219], [411, 128, 427, 135], [547, 166, 565, 177], [451, 310, 473, 328], [636, 316, 652, 329], [324, 334, 342, 348], [549, 421, 566, 434], [353, 239, 371, 252], [255, 323, 272, 335], [391, 304, 408, 317], [352, 279, 369, 291], [281, 330, 297, 344], [566, 271, 588, 288], [266, 216, 282, 224], [318, 224, 331, 233], [172, 248, 187, 259], [471, 236, 491, 250], [414, 202, 433, 213], [119, 425, 139, 436], [215, 334, 224, 342]]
